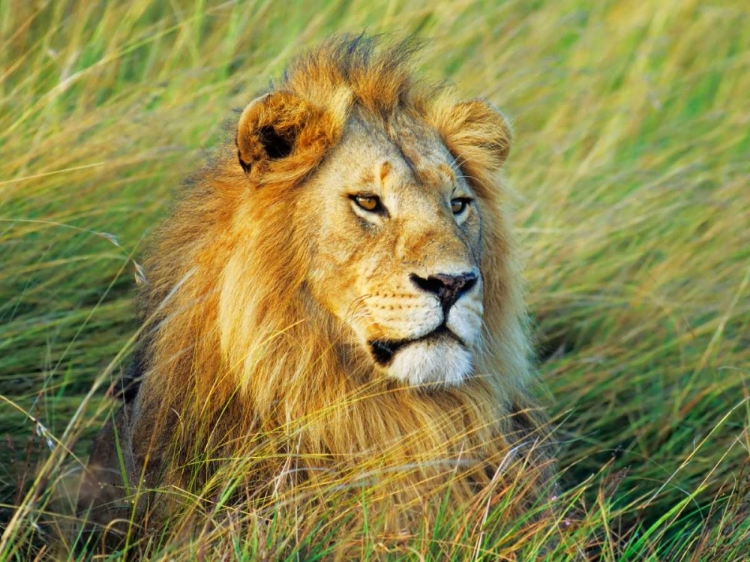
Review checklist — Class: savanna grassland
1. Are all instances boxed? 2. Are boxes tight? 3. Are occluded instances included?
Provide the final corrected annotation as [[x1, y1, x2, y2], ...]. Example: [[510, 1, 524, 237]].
[[1, 0, 749, 559]]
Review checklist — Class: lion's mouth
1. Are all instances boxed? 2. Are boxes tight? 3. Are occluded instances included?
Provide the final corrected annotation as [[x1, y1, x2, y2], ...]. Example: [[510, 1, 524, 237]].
[[369, 325, 464, 366]]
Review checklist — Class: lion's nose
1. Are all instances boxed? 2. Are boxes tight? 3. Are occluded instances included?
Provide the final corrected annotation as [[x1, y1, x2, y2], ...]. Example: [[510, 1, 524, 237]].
[[410, 271, 478, 313]]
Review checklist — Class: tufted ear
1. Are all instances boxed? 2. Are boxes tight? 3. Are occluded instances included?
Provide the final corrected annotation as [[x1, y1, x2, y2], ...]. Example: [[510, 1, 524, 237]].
[[432, 99, 512, 174], [236, 90, 349, 186]]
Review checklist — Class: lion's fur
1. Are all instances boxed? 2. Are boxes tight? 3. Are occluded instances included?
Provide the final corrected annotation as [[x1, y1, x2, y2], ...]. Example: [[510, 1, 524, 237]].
[[82, 36, 553, 538]]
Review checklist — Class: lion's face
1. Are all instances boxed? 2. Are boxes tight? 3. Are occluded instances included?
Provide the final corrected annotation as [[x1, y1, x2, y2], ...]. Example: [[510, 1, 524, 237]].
[[301, 117, 485, 386]]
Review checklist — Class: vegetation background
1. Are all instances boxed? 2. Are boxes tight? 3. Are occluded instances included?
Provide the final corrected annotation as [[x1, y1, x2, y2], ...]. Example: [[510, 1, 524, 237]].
[[1, 0, 748, 559]]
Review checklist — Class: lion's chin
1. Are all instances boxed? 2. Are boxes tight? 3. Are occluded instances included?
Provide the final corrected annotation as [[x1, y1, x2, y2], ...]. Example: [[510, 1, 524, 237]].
[[386, 336, 473, 387]]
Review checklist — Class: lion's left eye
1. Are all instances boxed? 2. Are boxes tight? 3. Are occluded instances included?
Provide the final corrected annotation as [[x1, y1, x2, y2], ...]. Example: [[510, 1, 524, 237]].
[[451, 198, 471, 215]]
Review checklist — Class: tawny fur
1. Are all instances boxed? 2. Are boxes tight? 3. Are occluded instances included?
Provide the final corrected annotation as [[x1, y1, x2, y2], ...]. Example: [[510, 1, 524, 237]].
[[81, 36, 554, 540]]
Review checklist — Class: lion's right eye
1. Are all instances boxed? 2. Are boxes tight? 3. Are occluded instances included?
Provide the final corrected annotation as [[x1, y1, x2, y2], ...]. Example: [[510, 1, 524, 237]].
[[351, 194, 382, 213]]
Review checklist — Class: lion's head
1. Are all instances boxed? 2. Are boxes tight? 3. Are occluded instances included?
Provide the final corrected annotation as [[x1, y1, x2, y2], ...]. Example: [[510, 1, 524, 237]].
[[215, 38, 526, 394]]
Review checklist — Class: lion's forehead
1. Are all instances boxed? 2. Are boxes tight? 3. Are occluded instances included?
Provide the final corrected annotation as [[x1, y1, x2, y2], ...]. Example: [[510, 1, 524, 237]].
[[335, 115, 460, 185]]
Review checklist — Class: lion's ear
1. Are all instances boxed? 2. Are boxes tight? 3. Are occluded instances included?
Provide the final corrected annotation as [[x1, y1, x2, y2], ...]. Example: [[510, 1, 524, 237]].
[[236, 90, 349, 186], [432, 99, 512, 172]]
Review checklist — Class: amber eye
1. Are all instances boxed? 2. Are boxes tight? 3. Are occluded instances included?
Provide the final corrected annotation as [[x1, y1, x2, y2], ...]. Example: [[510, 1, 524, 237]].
[[352, 195, 382, 213], [451, 198, 470, 214]]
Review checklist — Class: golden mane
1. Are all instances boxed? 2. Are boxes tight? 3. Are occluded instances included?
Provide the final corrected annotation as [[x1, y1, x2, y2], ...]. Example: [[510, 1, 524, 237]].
[[97, 36, 552, 529]]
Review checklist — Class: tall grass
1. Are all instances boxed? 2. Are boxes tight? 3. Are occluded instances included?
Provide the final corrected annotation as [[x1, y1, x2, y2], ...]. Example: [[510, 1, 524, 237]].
[[1, 0, 748, 559]]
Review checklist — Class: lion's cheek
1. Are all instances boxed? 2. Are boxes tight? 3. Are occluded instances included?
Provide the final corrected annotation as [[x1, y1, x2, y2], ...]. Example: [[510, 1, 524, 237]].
[[305, 259, 362, 326]]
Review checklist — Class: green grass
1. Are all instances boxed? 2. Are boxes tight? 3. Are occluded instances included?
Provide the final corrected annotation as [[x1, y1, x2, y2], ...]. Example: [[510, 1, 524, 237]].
[[1, 0, 748, 559]]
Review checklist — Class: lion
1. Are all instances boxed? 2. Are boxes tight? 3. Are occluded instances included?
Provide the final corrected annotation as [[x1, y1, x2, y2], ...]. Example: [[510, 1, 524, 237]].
[[78, 36, 554, 546]]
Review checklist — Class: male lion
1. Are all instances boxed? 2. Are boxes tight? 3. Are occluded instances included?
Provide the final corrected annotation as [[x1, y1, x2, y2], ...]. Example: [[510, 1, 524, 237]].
[[80, 36, 554, 544]]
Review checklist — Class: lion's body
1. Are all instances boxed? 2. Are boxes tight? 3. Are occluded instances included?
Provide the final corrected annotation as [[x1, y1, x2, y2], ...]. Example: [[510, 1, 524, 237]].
[[81, 37, 553, 539]]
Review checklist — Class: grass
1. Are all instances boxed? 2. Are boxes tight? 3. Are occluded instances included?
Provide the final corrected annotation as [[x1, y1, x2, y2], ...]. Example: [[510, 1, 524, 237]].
[[1, 0, 748, 559]]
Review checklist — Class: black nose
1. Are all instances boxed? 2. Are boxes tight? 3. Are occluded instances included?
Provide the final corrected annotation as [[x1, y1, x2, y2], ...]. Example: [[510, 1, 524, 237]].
[[410, 271, 478, 313]]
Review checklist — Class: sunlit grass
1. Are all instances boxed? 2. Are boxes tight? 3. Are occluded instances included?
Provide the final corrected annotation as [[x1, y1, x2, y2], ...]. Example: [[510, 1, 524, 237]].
[[1, 0, 748, 559]]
